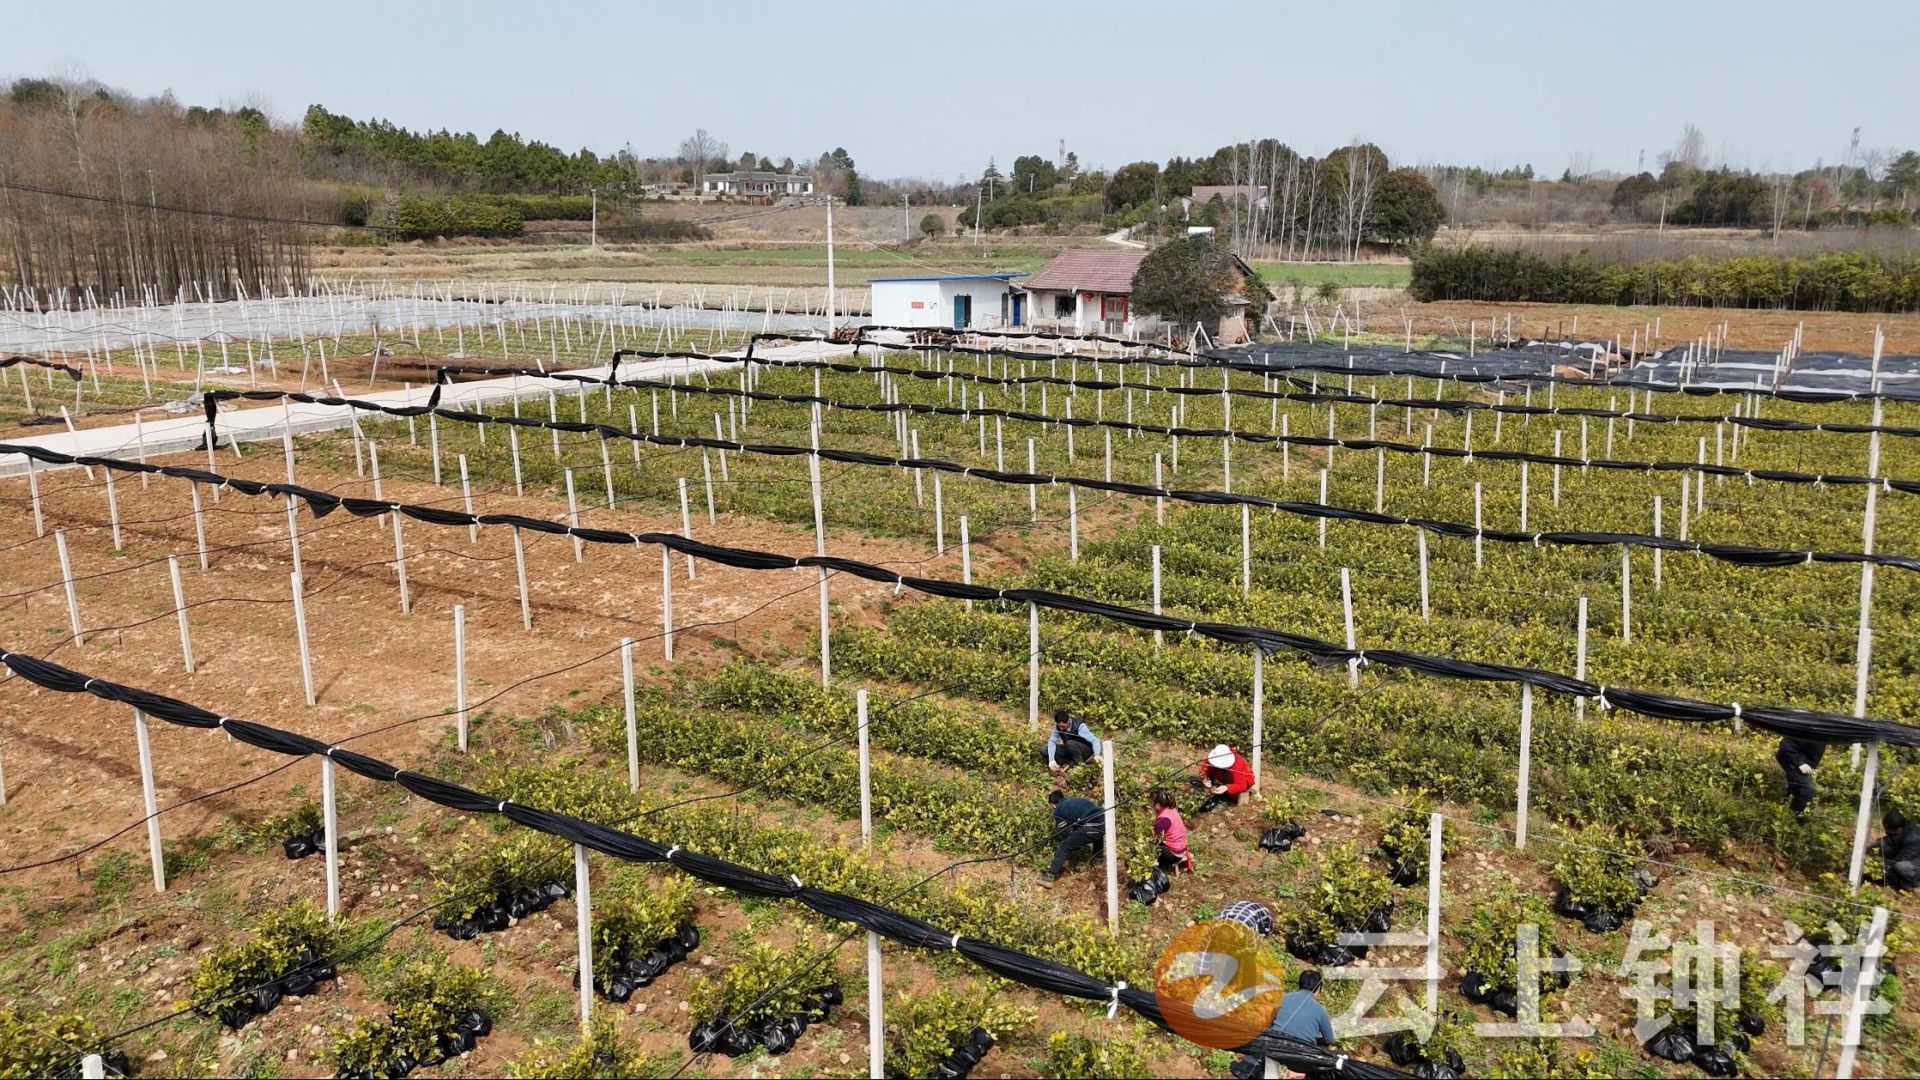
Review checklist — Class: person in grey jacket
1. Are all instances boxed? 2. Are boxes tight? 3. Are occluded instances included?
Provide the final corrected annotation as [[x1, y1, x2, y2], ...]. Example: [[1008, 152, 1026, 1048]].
[[1044, 710, 1101, 773]]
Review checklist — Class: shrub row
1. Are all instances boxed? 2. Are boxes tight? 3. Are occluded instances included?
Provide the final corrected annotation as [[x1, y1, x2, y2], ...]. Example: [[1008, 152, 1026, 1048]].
[[1409, 246, 1920, 313]]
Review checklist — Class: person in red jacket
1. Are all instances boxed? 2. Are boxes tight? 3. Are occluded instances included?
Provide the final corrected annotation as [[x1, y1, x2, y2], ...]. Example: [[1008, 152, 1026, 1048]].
[[1195, 744, 1254, 814]]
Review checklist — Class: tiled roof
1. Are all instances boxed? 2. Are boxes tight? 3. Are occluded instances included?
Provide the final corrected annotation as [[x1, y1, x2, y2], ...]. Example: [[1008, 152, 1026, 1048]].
[[1022, 249, 1147, 294]]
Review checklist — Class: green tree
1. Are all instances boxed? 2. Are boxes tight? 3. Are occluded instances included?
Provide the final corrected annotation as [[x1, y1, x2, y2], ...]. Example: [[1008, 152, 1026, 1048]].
[[1105, 161, 1160, 212], [1610, 172, 1660, 219], [1010, 154, 1059, 194], [918, 213, 944, 239], [1129, 235, 1240, 331], [1887, 151, 1920, 207], [1369, 168, 1447, 246]]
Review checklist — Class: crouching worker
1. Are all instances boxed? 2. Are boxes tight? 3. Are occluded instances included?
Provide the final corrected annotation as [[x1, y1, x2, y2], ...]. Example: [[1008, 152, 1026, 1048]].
[[1775, 736, 1825, 818], [1152, 789, 1193, 874], [1193, 744, 1254, 813], [1880, 811, 1920, 891], [1041, 789, 1103, 888], [1044, 710, 1101, 774]]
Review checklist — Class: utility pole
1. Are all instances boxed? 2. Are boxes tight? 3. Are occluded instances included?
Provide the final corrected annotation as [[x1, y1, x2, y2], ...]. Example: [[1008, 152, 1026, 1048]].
[[902, 193, 910, 242], [590, 187, 597, 247], [825, 195, 836, 334]]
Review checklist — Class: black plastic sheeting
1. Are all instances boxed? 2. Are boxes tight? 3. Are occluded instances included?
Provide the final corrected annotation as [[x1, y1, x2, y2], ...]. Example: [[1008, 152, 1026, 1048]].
[[0, 644, 1402, 1080], [2, 354, 84, 381], [7, 439, 1916, 750], [189, 384, 1920, 576]]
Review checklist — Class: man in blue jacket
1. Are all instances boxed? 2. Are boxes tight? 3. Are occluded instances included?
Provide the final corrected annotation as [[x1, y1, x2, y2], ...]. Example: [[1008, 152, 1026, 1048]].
[[1041, 789, 1104, 887]]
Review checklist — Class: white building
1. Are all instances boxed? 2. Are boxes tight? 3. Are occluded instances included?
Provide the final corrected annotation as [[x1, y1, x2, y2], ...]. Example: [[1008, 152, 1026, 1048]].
[[701, 171, 815, 196], [869, 274, 1029, 329]]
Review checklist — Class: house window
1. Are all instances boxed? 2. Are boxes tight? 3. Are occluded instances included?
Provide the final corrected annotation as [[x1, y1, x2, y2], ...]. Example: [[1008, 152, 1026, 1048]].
[[1102, 295, 1128, 320], [1053, 295, 1074, 319]]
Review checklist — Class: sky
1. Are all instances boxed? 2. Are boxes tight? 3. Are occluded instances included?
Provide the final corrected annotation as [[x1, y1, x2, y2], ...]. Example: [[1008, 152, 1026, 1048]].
[[5, 0, 1914, 182]]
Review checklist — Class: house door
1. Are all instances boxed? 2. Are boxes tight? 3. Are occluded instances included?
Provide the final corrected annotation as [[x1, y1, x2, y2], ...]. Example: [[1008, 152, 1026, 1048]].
[[1010, 294, 1025, 326], [953, 294, 972, 329]]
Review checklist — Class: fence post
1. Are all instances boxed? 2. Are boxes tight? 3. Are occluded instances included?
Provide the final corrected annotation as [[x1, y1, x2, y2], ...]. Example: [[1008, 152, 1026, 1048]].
[[512, 528, 532, 631], [104, 469, 122, 551], [169, 556, 194, 673], [858, 687, 884, 1079], [960, 516, 972, 611], [322, 754, 340, 918], [25, 456, 42, 537], [1028, 603, 1041, 730], [1241, 504, 1252, 597], [190, 481, 208, 569], [1250, 649, 1265, 795], [1069, 487, 1080, 562], [1102, 739, 1118, 935], [1574, 591, 1589, 718], [622, 637, 638, 792], [1425, 812, 1443, 1015], [1515, 683, 1533, 850], [1317, 470, 1329, 549], [1341, 568, 1358, 689], [454, 605, 469, 752], [291, 572, 315, 707], [56, 529, 83, 644], [1834, 905, 1889, 1080], [1152, 545, 1164, 650], [133, 708, 166, 893], [1417, 529, 1430, 621], [933, 471, 946, 555], [574, 844, 593, 1029], [1620, 546, 1632, 644], [818, 567, 832, 688], [661, 545, 675, 661]]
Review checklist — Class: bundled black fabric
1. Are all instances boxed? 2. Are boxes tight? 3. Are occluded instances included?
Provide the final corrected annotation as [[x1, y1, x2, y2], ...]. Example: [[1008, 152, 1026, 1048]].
[[4, 443, 1917, 749], [1, 354, 84, 381]]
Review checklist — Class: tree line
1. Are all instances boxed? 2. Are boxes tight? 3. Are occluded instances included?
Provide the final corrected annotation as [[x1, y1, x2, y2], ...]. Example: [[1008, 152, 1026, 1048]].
[[1410, 245, 1920, 313], [952, 140, 1447, 262]]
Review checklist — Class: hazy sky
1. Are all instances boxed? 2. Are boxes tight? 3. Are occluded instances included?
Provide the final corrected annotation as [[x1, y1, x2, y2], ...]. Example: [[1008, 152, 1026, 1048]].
[[6, 0, 1913, 181]]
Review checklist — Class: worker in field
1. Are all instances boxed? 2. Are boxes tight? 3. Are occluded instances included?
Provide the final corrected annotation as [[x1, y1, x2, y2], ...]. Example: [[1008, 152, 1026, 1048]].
[[1040, 789, 1104, 888], [1217, 899, 1275, 937], [1151, 789, 1193, 873], [1775, 736, 1825, 818], [1044, 709, 1101, 774], [1194, 744, 1255, 813], [1232, 969, 1334, 1079], [1878, 811, 1920, 891]]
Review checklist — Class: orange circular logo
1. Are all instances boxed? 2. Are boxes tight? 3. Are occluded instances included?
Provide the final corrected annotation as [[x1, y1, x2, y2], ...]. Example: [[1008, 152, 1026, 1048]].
[[1153, 919, 1290, 1049]]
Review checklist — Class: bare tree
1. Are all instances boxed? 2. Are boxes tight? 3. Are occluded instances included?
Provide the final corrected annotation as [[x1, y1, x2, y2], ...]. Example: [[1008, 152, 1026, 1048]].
[[678, 128, 726, 193], [1674, 123, 1708, 171]]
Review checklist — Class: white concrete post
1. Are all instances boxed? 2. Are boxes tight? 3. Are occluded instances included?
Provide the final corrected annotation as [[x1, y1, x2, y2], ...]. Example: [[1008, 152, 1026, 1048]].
[[857, 686, 883, 1079], [169, 555, 193, 673], [1341, 567, 1359, 689], [619, 637, 639, 793], [566, 470, 585, 563], [190, 482, 207, 569], [390, 508, 411, 614], [1652, 496, 1664, 590], [1515, 683, 1533, 850], [1102, 739, 1118, 934], [574, 844, 593, 1029], [960, 515, 972, 610], [1835, 905, 1889, 1080], [133, 708, 166, 893], [291, 572, 315, 706], [1318, 469, 1329, 549], [1574, 596, 1589, 720], [1250, 649, 1265, 794], [103, 469, 122, 551], [321, 754, 340, 918], [1417, 529, 1431, 622], [1620, 546, 1632, 644], [1425, 812, 1443, 1015], [1028, 603, 1041, 730], [676, 478, 696, 579], [25, 457, 42, 537], [1069, 487, 1080, 562], [933, 471, 945, 555], [454, 605, 469, 752], [512, 528, 532, 631], [818, 567, 831, 688], [1473, 482, 1484, 569], [56, 529, 82, 644], [661, 545, 675, 660], [1152, 544, 1164, 650], [1849, 741, 1882, 891]]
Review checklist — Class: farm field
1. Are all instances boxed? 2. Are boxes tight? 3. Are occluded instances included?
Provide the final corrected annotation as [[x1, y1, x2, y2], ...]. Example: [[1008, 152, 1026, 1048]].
[[3, 312, 1920, 1079]]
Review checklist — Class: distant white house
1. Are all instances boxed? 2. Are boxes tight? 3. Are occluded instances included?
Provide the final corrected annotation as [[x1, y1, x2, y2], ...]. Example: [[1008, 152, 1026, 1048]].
[[1019, 249, 1148, 335], [701, 171, 815, 196], [870, 274, 1029, 329]]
